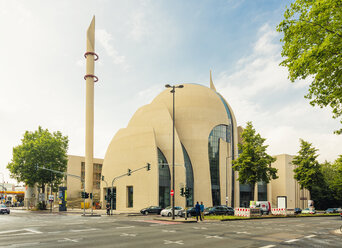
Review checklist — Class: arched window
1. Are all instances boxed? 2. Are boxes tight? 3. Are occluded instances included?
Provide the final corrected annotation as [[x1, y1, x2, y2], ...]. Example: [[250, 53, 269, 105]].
[[158, 148, 170, 208], [181, 144, 194, 207]]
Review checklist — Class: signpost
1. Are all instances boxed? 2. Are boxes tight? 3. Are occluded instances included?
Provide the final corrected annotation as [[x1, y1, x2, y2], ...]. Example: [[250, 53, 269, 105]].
[[170, 190, 174, 196]]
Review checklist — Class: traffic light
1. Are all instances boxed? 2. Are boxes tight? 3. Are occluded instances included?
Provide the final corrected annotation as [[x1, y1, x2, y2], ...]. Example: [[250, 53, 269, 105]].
[[90, 193, 93, 199], [180, 187, 184, 197], [81, 192, 85, 199], [128, 169, 131, 176], [85, 192, 89, 199], [146, 163, 151, 171]]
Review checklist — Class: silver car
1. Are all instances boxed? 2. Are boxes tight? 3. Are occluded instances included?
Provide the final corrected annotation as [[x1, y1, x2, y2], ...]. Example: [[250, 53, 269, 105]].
[[160, 206, 183, 217], [0, 204, 10, 214]]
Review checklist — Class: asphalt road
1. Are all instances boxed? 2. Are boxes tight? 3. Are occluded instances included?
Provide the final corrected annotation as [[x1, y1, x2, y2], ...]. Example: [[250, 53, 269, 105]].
[[0, 210, 341, 248]]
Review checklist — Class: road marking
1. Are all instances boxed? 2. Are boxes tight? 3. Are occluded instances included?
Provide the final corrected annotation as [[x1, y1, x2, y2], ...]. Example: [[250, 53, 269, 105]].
[[204, 235, 223, 239], [65, 222, 84, 225], [4, 242, 40, 247], [193, 227, 207, 230], [162, 230, 176, 232], [164, 240, 184, 245], [0, 229, 42, 237], [70, 228, 98, 232], [47, 231, 62, 234], [304, 235, 316, 238], [259, 245, 275, 248], [236, 231, 250, 234], [120, 233, 137, 237], [285, 239, 299, 243], [116, 226, 135, 229], [58, 238, 82, 243]]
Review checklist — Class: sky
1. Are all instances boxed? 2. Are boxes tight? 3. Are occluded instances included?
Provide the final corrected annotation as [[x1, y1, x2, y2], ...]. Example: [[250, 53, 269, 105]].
[[1, 0, 341, 184]]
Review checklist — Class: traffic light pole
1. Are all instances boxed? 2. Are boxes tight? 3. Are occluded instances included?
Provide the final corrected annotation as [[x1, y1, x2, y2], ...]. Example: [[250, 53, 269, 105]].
[[110, 163, 151, 215], [36, 166, 85, 215]]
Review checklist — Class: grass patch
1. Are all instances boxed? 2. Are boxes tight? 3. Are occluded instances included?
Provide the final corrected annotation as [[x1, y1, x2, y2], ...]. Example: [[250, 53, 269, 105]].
[[204, 215, 248, 220]]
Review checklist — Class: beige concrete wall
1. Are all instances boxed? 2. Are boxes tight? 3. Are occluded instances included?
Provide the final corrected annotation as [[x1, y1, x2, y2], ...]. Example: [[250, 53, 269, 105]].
[[270, 154, 310, 209], [66, 155, 103, 200], [101, 84, 239, 210]]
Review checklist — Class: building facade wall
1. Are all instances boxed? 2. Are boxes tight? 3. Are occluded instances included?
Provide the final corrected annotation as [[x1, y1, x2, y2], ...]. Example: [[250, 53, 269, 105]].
[[101, 83, 240, 211]]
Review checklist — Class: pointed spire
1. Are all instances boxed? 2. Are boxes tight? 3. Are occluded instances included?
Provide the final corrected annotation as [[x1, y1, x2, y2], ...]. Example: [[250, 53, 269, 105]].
[[87, 16, 95, 52], [210, 70, 217, 91]]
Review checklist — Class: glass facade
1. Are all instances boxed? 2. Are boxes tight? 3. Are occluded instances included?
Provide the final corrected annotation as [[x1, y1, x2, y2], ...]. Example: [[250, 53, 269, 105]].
[[81, 162, 102, 189], [127, 186, 133, 208], [181, 144, 194, 207], [208, 124, 232, 206], [158, 148, 170, 208], [258, 181, 267, 201], [239, 184, 252, 207]]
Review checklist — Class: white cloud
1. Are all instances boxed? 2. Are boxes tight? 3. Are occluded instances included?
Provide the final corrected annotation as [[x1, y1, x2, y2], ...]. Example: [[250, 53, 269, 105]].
[[216, 23, 342, 163], [96, 29, 129, 70]]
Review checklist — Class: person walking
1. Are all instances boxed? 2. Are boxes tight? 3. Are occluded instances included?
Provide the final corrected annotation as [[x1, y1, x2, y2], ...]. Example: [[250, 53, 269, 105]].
[[200, 201, 204, 221], [106, 202, 110, 215], [195, 201, 202, 222]]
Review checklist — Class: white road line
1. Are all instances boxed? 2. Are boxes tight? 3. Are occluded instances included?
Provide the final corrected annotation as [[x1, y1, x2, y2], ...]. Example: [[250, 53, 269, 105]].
[[58, 238, 81, 243], [116, 226, 135, 229], [259, 245, 276, 248], [4, 242, 40, 247], [65, 222, 84, 225], [162, 230, 176, 232], [204, 235, 223, 239], [164, 240, 184, 245], [47, 231, 62, 234], [304, 235, 316, 238], [23, 229, 42, 234], [70, 228, 98, 232], [285, 239, 300, 243], [236, 231, 250, 234], [120, 233, 137, 237]]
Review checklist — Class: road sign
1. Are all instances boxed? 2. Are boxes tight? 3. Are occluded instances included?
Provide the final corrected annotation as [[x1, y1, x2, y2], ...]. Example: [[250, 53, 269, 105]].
[[48, 195, 54, 202], [170, 190, 174, 196]]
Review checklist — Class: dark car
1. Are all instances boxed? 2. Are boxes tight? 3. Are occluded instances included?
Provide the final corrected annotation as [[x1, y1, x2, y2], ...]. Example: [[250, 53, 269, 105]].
[[140, 206, 163, 215], [0, 204, 10, 214], [294, 208, 302, 214], [204, 206, 233, 216], [325, 208, 337, 214], [178, 207, 197, 217]]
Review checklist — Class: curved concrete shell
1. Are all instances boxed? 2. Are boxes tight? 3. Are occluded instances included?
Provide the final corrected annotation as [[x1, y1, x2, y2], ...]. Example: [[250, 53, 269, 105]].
[[101, 83, 239, 211]]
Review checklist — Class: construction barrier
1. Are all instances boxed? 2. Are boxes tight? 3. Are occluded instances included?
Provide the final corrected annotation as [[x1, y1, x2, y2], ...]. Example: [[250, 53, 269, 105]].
[[234, 208, 250, 217], [271, 208, 287, 215]]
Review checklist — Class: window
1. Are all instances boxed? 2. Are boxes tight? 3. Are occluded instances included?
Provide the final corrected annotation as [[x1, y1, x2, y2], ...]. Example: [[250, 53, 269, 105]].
[[127, 186, 133, 208], [181, 144, 194, 207], [158, 148, 170, 208]]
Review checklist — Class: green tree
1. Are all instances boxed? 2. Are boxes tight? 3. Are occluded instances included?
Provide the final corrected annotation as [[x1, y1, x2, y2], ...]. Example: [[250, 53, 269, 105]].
[[277, 0, 342, 134], [330, 155, 342, 202], [292, 139, 323, 198], [7, 126, 69, 209], [233, 122, 278, 201]]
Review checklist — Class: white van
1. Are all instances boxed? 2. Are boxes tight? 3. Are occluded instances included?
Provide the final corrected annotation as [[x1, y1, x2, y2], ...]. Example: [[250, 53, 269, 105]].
[[255, 201, 271, 215]]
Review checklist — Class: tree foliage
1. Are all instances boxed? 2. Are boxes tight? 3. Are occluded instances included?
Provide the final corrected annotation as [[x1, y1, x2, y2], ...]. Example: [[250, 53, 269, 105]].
[[233, 122, 278, 201], [7, 126, 69, 194], [330, 155, 342, 202], [277, 0, 342, 134], [292, 139, 323, 196]]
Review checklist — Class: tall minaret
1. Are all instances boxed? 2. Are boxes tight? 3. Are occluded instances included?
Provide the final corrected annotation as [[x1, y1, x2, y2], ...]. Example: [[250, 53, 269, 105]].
[[84, 16, 98, 206]]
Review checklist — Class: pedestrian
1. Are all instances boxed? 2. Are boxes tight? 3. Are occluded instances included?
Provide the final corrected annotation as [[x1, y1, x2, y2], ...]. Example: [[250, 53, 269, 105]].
[[195, 201, 202, 222], [106, 201, 110, 215], [200, 201, 204, 221]]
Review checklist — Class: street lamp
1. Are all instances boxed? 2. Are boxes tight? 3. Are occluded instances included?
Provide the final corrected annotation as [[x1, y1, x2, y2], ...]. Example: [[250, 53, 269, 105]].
[[165, 84, 184, 220]]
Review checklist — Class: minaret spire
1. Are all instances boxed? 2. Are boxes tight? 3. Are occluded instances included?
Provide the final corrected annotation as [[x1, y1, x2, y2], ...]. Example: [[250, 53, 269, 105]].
[[210, 70, 217, 91]]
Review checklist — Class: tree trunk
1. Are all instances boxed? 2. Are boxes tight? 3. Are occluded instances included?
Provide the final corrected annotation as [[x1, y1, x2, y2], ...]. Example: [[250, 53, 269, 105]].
[[41, 183, 46, 210], [251, 183, 255, 202]]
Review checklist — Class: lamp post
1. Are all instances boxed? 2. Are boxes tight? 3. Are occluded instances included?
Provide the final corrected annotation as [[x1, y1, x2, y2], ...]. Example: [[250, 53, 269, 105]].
[[165, 84, 184, 220], [165, 84, 183, 220]]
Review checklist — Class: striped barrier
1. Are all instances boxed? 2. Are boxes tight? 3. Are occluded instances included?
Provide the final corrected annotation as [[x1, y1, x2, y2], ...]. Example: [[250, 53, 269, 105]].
[[234, 208, 250, 217], [271, 208, 287, 215]]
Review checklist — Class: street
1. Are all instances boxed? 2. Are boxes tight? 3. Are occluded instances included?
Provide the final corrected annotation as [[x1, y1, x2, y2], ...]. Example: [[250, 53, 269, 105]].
[[0, 210, 341, 247]]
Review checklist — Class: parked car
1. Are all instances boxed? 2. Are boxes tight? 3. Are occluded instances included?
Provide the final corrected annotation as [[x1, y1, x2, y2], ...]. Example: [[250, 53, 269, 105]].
[[140, 206, 163, 215], [325, 208, 338, 214], [219, 206, 235, 215], [294, 208, 302, 214], [160, 206, 183, 217], [335, 208, 342, 213], [301, 208, 316, 214], [178, 207, 197, 217], [0, 204, 10, 214], [204, 206, 233, 216]]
